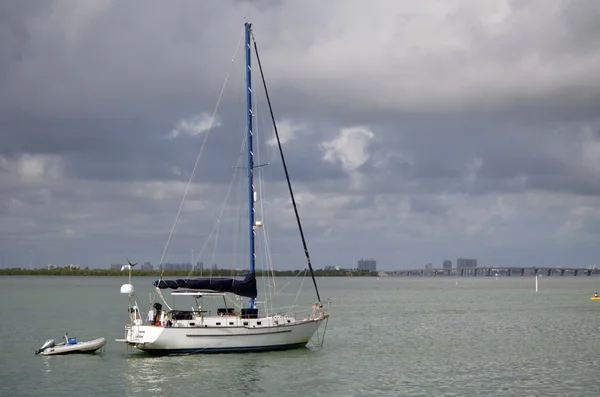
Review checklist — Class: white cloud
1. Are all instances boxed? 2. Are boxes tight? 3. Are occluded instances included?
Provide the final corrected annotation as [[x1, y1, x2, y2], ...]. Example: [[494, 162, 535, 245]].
[[267, 119, 305, 146], [320, 126, 374, 172], [371, 149, 409, 171], [319, 126, 375, 189], [130, 181, 194, 201], [0, 154, 64, 187], [167, 113, 220, 139], [17, 155, 63, 182]]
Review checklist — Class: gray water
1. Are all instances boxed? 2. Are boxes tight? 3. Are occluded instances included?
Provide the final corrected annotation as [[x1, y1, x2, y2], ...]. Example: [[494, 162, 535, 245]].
[[1, 275, 599, 396]]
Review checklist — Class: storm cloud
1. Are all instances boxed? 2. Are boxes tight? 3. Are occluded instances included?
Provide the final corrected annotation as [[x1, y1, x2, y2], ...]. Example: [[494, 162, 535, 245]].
[[1, 0, 600, 270]]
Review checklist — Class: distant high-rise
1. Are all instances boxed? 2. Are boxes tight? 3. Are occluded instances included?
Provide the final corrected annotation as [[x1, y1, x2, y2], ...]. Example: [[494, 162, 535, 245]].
[[159, 262, 193, 271], [357, 259, 377, 272], [443, 260, 452, 269], [140, 262, 153, 270], [425, 263, 433, 270], [457, 258, 477, 268]]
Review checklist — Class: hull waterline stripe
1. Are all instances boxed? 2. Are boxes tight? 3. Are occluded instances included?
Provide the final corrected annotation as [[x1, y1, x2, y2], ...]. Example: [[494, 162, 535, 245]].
[[137, 342, 309, 355], [185, 329, 292, 337]]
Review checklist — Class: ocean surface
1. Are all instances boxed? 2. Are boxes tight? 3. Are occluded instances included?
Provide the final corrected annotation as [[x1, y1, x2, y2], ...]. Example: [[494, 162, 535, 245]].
[[1, 275, 599, 396]]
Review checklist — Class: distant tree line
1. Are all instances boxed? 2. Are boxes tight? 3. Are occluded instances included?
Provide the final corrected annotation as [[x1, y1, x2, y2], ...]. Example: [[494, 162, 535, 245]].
[[0, 267, 378, 277]]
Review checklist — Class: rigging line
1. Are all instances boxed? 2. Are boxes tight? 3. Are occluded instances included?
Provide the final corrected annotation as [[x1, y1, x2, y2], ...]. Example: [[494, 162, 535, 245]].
[[212, 68, 247, 278], [156, 288, 172, 311], [254, 80, 276, 312], [256, 71, 280, 316], [261, 222, 275, 315], [190, 136, 247, 281], [157, 27, 245, 280], [268, 266, 308, 301], [262, 183, 276, 311], [261, 203, 276, 314], [211, 219, 221, 272], [251, 32, 322, 303], [285, 268, 308, 316], [253, 71, 273, 314]]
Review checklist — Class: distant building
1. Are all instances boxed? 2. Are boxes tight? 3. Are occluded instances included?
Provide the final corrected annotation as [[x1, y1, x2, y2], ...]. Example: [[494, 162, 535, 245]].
[[425, 263, 433, 270], [110, 263, 122, 270], [457, 258, 477, 268], [357, 259, 377, 272], [194, 261, 204, 271], [160, 263, 193, 271], [443, 260, 452, 269], [140, 262, 153, 270]]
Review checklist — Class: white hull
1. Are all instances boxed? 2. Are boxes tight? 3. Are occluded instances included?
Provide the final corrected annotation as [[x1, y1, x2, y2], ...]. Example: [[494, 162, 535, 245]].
[[121, 316, 326, 354], [39, 337, 107, 356]]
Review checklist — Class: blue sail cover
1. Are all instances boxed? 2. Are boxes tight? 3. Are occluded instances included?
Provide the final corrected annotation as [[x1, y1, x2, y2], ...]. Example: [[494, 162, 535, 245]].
[[152, 272, 257, 298]]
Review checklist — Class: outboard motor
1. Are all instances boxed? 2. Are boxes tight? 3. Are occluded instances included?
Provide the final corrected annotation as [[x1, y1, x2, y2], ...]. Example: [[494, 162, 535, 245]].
[[35, 339, 55, 355]]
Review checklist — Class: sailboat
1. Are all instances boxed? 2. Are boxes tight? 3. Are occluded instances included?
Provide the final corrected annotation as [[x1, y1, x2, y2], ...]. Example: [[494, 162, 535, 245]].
[[116, 22, 328, 354]]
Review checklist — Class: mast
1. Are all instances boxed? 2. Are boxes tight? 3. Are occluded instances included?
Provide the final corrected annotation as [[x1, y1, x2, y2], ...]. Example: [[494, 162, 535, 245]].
[[245, 22, 256, 309]]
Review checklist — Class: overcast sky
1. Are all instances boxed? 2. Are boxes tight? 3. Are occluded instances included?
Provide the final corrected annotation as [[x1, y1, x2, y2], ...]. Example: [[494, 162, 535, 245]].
[[1, 0, 600, 270]]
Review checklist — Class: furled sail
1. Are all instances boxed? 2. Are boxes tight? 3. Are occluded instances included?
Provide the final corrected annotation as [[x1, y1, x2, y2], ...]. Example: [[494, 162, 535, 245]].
[[152, 272, 257, 298]]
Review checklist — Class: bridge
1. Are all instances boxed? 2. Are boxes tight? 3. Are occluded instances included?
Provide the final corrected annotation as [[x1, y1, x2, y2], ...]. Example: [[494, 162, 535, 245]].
[[383, 266, 600, 277]]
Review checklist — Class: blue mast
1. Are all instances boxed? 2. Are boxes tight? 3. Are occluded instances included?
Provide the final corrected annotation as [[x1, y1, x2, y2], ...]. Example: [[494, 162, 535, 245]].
[[245, 22, 256, 309]]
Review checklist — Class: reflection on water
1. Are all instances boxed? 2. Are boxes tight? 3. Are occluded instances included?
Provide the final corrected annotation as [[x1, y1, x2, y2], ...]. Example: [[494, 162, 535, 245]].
[[125, 352, 268, 396]]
